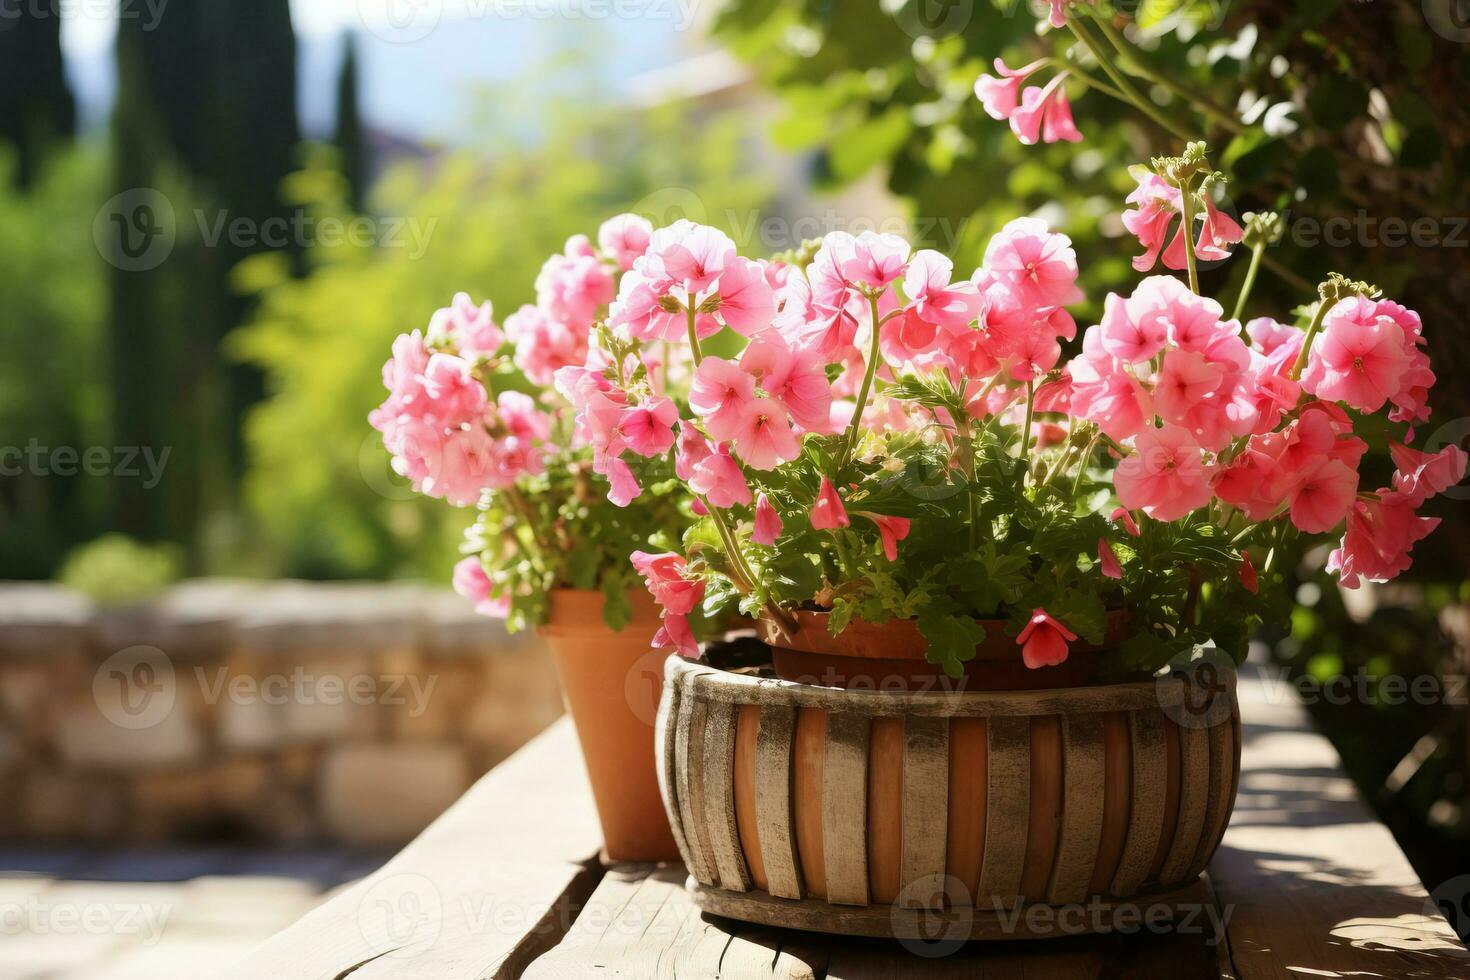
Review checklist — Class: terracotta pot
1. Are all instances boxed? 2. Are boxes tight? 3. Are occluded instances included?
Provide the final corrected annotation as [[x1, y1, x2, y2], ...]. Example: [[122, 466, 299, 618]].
[[657, 656, 1241, 940], [758, 609, 1134, 691], [541, 588, 680, 862]]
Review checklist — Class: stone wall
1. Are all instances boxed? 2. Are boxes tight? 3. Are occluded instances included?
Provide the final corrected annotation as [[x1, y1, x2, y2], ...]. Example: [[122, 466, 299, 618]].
[[0, 581, 566, 846]]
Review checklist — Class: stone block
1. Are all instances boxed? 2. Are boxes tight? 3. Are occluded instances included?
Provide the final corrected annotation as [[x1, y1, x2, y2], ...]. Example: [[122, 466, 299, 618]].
[[318, 743, 469, 844]]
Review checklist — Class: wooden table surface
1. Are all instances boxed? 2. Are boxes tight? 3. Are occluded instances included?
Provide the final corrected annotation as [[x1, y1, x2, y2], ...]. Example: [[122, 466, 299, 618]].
[[215, 664, 1470, 979]]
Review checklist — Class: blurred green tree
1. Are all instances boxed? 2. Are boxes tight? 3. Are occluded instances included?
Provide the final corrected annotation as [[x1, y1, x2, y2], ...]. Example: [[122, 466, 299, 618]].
[[0, 8, 74, 189]]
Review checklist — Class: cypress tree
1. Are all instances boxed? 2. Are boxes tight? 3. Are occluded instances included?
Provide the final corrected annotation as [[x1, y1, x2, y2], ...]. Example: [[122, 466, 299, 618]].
[[0, 8, 76, 188], [334, 33, 367, 213]]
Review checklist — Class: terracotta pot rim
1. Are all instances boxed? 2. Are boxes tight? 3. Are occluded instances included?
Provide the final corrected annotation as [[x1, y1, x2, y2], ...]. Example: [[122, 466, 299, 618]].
[[757, 607, 1133, 663], [538, 586, 662, 639]]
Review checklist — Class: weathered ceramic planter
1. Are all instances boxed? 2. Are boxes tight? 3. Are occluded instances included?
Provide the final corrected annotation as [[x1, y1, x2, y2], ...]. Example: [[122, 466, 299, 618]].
[[656, 656, 1239, 940], [541, 588, 680, 863], [757, 609, 1134, 691]]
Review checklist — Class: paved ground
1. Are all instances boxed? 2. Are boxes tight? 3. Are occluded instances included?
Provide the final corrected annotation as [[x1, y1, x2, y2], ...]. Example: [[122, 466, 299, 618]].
[[0, 847, 390, 979]]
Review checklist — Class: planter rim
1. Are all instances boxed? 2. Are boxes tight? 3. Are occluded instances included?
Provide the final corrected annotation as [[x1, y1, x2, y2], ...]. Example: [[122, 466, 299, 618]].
[[756, 607, 1133, 662], [667, 655, 1230, 717], [539, 586, 661, 639]]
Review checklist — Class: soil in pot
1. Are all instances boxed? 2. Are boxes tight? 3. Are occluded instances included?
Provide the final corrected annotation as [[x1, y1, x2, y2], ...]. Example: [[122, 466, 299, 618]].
[[758, 608, 1133, 691], [541, 588, 680, 862]]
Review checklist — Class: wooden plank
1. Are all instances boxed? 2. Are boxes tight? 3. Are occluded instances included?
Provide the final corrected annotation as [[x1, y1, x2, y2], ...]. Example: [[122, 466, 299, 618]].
[[733, 702, 767, 891], [1048, 711, 1105, 905], [900, 715, 949, 910], [702, 698, 752, 892], [792, 706, 827, 899], [1160, 722, 1210, 886], [212, 719, 602, 980], [1088, 711, 1132, 897], [1020, 715, 1062, 900], [822, 711, 871, 906], [866, 716, 904, 905], [676, 692, 717, 886], [1187, 706, 1239, 881], [754, 703, 802, 900], [944, 717, 987, 904], [654, 668, 691, 868], [978, 714, 1030, 905], [1208, 663, 1470, 978], [1112, 707, 1167, 898]]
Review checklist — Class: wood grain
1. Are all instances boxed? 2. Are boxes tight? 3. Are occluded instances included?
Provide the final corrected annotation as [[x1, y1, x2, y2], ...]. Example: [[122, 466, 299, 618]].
[[792, 706, 828, 900], [701, 698, 751, 892], [1160, 722, 1210, 886], [978, 714, 1030, 905], [1112, 707, 1167, 898], [732, 702, 767, 891], [1020, 715, 1063, 900], [1048, 711, 1105, 905], [654, 665, 690, 866], [1089, 711, 1132, 897], [945, 717, 987, 905], [675, 692, 716, 886], [900, 714, 949, 910], [754, 702, 801, 900], [867, 716, 904, 904], [822, 711, 871, 906]]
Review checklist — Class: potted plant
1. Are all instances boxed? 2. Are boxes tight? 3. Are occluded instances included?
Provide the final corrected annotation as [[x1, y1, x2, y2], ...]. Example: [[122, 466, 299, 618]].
[[369, 215, 696, 862], [565, 126, 1464, 940]]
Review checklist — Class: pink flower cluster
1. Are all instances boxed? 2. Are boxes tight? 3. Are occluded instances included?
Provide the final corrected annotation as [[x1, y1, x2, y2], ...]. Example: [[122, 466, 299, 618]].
[[630, 551, 704, 657], [974, 59, 1082, 146], [370, 313, 553, 507], [1123, 172, 1243, 273]]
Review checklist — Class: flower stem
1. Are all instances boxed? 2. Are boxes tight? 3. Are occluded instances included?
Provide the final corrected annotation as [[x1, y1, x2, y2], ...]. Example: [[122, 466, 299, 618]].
[[838, 293, 884, 471], [686, 304, 703, 367], [1065, 17, 1192, 143], [1085, 8, 1243, 133], [1051, 58, 1127, 102], [1290, 294, 1342, 382], [1018, 379, 1036, 483], [1176, 174, 1200, 294], [1232, 238, 1266, 323]]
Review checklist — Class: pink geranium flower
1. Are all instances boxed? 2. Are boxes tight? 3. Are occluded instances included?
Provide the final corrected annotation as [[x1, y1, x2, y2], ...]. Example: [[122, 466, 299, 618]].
[[811, 477, 850, 530], [598, 213, 653, 271], [1122, 173, 1183, 273], [1288, 458, 1359, 534], [1110, 507, 1141, 537], [1010, 75, 1083, 145], [420, 353, 488, 428], [621, 396, 679, 458], [535, 248, 614, 328], [1016, 609, 1078, 669], [690, 444, 752, 508], [452, 556, 507, 619], [1390, 442, 1468, 505], [739, 334, 834, 433], [983, 217, 1084, 310], [860, 513, 912, 561], [1328, 490, 1440, 588], [733, 398, 800, 470], [504, 304, 590, 386], [752, 493, 783, 546], [1114, 425, 1212, 521], [690, 357, 756, 442], [605, 457, 641, 507], [630, 550, 704, 616], [903, 249, 983, 329], [1239, 552, 1258, 594], [974, 57, 1048, 121], [1098, 538, 1123, 579], [428, 292, 504, 357], [1301, 297, 1411, 412]]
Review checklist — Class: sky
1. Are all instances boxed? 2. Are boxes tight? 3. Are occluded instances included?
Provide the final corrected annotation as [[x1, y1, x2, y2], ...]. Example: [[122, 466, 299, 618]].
[[58, 0, 701, 141]]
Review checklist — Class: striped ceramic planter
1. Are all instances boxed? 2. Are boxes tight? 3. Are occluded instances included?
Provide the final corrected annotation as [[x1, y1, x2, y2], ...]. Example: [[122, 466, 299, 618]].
[[655, 657, 1240, 940]]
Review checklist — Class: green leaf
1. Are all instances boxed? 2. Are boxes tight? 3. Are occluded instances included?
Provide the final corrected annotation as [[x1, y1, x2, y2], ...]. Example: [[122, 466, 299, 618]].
[[917, 600, 987, 679], [600, 569, 634, 632], [1307, 74, 1368, 130]]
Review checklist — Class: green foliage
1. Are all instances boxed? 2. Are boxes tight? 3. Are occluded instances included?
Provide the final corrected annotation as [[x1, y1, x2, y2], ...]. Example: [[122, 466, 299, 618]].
[[232, 104, 771, 582], [58, 534, 182, 609], [0, 148, 110, 578]]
